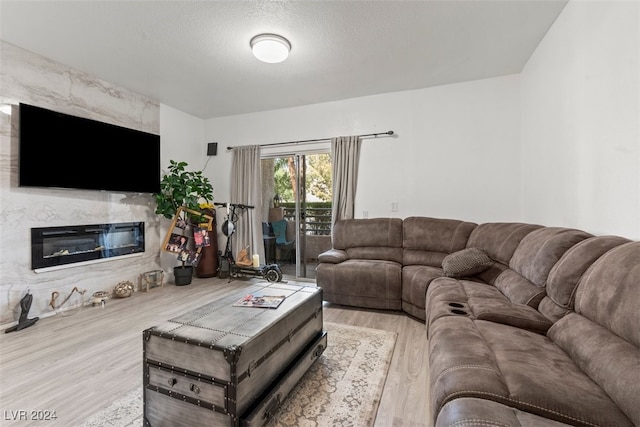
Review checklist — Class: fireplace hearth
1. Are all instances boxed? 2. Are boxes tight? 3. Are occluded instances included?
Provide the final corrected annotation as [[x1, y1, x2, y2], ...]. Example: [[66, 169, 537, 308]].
[[31, 222, 145, 271]]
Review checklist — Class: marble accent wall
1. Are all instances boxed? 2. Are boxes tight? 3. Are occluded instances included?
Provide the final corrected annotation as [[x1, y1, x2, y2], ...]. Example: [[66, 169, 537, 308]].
[[0, 41, 162, 327]]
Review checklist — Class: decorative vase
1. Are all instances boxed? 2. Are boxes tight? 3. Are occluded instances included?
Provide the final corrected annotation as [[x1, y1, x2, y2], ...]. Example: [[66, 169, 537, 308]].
[[174, 265, 193, 286]]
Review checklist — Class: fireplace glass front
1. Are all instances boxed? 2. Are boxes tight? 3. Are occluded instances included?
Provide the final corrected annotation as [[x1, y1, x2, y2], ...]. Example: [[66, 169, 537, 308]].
[[31, 222, 145, 270]]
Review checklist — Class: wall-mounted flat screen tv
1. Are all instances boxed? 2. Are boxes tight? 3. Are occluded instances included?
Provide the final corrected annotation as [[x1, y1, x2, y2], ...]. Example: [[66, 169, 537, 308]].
[[19, 103, 161, 193]]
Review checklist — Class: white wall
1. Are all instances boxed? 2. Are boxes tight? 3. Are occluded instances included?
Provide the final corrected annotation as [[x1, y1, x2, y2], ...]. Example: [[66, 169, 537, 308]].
[[159, 104, 207, 173], [204, 74, 522, 226], [520, 0, 640, 239], [157, 104, 212, 272]]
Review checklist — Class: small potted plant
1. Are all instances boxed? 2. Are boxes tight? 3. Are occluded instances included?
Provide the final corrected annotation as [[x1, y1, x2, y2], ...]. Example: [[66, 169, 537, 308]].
[[155, 160, 214, 285]]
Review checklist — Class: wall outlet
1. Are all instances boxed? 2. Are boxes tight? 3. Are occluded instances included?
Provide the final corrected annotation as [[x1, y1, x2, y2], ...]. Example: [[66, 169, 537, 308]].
[[363, 210, 369, 218], [391, 202, 399, 212]]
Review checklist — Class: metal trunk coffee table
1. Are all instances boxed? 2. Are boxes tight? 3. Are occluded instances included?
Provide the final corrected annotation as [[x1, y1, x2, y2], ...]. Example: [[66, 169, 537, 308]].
[[143, 282, 325, 427]]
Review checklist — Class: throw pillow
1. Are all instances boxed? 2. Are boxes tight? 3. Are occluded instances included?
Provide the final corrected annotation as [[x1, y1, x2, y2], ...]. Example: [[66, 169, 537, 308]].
[[442, 247, 493, 278]]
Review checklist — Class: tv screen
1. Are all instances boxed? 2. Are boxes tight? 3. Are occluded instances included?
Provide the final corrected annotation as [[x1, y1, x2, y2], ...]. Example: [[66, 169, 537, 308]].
[[19, 103, 161, 193]]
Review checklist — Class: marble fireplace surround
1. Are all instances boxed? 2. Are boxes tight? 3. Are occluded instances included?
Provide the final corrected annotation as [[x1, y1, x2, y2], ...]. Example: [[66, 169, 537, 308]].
[[31, 222, 146, 272], [1, 42, 162, 327]]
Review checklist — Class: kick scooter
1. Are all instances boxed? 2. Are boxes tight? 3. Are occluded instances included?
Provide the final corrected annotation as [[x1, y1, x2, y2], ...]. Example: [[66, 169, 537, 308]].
[[217, 203, 283, 282]]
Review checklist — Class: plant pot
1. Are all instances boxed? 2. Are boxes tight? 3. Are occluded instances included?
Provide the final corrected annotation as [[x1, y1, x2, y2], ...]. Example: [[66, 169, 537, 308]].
[[174, 265, 194, 286]]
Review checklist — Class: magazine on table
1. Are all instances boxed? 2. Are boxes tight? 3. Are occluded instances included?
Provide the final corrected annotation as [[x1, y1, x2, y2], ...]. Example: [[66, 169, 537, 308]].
[[233, 293, 286, 309]]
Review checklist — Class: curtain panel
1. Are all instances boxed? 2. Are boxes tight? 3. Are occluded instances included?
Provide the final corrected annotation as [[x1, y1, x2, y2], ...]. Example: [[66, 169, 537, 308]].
[[230, 145, 265, 263], [331, 135, 362, 227]]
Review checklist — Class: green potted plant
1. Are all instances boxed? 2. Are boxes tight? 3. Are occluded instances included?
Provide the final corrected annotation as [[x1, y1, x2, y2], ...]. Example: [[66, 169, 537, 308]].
[[155, 160, 214, 285]]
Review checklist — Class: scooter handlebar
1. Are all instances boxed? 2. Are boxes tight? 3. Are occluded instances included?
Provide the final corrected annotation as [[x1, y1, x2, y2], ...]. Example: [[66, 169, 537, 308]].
[[215, 202, 254, 209]]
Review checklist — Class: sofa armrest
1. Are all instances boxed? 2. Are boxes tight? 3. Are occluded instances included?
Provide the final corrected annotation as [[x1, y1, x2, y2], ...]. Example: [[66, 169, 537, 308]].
[[473, 300, 553, 334], [318, 249, 348, 264]]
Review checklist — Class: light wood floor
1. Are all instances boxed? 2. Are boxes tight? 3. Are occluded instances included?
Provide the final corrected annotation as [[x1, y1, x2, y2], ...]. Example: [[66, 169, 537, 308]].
[[0, 276, 430, 427]]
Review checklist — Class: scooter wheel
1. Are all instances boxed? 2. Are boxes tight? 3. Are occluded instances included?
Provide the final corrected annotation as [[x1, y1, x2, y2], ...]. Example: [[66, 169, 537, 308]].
[[264, 266, 282, 283]]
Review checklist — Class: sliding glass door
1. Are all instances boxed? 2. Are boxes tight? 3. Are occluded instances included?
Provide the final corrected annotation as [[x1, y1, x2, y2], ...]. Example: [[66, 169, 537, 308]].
[[261, 152, 332, 280]]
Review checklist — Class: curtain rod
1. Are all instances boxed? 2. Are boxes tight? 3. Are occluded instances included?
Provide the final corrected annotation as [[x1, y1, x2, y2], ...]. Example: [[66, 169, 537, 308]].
[[226, 130, 394, 151]]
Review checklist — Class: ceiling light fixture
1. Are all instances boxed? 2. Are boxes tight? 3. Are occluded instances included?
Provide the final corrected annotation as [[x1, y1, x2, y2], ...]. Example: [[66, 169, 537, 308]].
[[250, 34, 291, 63]]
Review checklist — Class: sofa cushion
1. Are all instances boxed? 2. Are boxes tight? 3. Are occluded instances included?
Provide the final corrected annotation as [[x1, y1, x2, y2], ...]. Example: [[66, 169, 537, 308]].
[[575, 241, 639, 347], [492, 268, 547, 307], [346, 246, 403, 264], [402, 265, 445, 321], [403, 217, 476, 266], [539, 235, 630, 322], [333, 218, 403, 249], [466, 222, 542, 265], [331, 218, 404, 264], [550, 242, 640, 425], [442, 247, 493, 278], [509, 227, 593, 287], [316, 259, 402, 310], [550, 314, 639, 427], [429, 317, 508, 419], [490, 227, 592, 307], [429, 317, 635, 426]]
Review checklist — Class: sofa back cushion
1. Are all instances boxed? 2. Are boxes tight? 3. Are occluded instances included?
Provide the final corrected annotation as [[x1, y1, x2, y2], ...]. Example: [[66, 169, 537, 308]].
[[492, 227, 593, 306], [403, 217, 477, 267], [332, 218, 403, 263], [510, 227, 593, 286], [539, 235, 631, 322], [575, 241, 640, 347], [467, 222, 542, 285], [548, 242, 640, 425], [466, 222, 542, 265]]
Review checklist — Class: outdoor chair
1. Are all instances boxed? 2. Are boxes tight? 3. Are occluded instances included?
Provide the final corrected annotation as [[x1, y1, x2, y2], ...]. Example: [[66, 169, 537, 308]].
[[271, 219, 295, 263], [262, 222, 276, 264]]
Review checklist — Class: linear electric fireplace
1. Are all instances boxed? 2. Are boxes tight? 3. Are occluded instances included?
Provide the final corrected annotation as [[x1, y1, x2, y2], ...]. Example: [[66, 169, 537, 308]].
[[31, 222, 145, 271]]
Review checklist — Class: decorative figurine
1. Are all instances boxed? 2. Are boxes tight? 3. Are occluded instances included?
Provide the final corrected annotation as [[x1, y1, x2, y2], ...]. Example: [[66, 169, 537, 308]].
[[113, 281, 134, 298], [90, 291, 110, 306], [5, 291, 39, 333]]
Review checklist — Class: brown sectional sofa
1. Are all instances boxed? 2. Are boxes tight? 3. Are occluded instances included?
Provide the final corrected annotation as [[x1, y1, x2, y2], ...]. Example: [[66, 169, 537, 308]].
[[316, 217, 639, 426]]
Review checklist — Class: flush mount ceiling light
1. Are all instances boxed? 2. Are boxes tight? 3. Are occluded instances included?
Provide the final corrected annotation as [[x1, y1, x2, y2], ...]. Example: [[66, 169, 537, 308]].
[[250, 34, 291, 63]]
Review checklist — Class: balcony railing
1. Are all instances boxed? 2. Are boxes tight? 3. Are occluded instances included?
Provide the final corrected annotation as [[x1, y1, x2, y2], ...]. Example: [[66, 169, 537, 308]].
[[280, 203, 331, 235]]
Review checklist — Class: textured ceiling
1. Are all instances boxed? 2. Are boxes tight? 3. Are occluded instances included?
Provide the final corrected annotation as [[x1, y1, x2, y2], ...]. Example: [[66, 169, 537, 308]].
[[0, 1, 568, 119]]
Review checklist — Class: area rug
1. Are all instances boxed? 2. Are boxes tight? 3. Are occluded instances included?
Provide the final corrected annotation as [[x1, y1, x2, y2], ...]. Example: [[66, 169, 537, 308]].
[[80, 322, 397, 427]]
